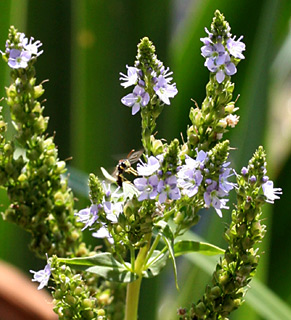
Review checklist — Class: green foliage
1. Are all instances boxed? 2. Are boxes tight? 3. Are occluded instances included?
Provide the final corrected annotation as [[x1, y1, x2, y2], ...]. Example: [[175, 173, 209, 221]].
[[0, 2, 290, 320], [174, 240, 224, 257]]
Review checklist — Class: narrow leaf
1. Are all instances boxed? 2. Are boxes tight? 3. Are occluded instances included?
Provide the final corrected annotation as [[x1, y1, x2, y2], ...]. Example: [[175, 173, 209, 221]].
[[174, 240, 225, 257], [160, 232, 179, 290], [58, 252, 137, 283], [156, 220, 173, 241]]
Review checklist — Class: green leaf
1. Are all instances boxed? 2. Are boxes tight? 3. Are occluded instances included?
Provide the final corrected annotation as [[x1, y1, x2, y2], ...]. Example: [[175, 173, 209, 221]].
[[162, 234, 179, 290], [155, 223, 178, 290], [58, 252, 138, 283], [174, 240, 225, 257], [155, 220, 174, 241], [143, 250, 168, 278]]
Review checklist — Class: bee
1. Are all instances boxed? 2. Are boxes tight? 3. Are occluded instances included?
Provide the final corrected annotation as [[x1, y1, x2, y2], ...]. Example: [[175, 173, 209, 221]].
[[101, 149, 143, 187]]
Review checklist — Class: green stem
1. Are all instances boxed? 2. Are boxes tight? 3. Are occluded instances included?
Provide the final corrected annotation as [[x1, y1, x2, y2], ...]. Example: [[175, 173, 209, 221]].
[[145, 234, 161, 265], [141, 111, 152, 156], [125, 233, 152, 320]]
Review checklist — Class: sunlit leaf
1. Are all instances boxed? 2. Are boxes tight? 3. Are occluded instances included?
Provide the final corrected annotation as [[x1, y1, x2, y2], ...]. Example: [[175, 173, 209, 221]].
[[156, 223, 178, 290], [174, 240, 225, 257], [58, 252, 137, 283]]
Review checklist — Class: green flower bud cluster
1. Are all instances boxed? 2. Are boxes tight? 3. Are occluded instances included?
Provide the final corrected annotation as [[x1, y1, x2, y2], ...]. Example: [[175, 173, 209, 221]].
[[51, 256, 107, 320], [3, 26, 24, 53], [185, 147, 267, 319], [187, 83, 238, 153], [89, 173, 105, 205], [160, 139, 180, 177], [137, 37, 162, 156], [0, 107, 22, 187], [0, 29, 117, 315], [133, 37, 178, 155], [209, 10, 231, 44], [203, 140, 229, 182], [121, 198, 154, 249], [187, 11, 241, 153], [135, 37, 160, 76], [0, 27, 83, 259], [236, 146, 268, 207]]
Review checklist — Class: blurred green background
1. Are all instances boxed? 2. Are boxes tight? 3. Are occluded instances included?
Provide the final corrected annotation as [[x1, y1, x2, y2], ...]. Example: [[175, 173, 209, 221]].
[[0, 1, 290, 319]]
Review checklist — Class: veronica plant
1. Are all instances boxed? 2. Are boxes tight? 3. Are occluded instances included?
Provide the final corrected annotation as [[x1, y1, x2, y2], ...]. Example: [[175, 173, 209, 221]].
[[0, 10, 282, 320]]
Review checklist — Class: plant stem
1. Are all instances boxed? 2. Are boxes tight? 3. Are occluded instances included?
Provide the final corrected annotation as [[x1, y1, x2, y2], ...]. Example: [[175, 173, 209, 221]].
[[125, 233, 152, 320], [144, 234, 161, 265]]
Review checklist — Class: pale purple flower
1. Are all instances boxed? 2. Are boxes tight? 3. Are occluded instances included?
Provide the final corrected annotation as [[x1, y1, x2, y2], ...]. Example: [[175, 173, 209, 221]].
[[154, 75, 178, 105], [241, 167, 248, 175], [159, 66, 174, 83], [213, 54, 237, 83], [120, 65, 139, 88], [137, 156, 160, 176], [92, 224, 113, 244], [22, 36, 43, 57], [204, 180, 229, 217], [202, 42, 227, 70], [219, 164, 235, 194], [196, 149, 208, 164], [262, 180, 282, 204], [8, 49, 31, 69], [157, 175, 181, 203], [200, 28, 214, 44], [227, 36, 246, 59], [103, 201, 123, 223], [121, 85, 150, 115], [178, 167, 203, 198], [30, 261, 51, 290], [134, 175, 159, 201], [200, 37, 212, 46], [75, 204, 99, 230], [250, 175, 257, 184], [184, 150, 208, 171], [102, 182, 121, 200]]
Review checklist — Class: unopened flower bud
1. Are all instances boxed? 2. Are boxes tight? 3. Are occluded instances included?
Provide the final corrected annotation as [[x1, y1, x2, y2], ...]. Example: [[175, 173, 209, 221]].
[[151, 136, 164, 155], [249, 175, 256, 184], [33, 85, 45, 98], [218, 118, 227, 129], [225, 103, 235, 113], [241, 166, 248, 175]]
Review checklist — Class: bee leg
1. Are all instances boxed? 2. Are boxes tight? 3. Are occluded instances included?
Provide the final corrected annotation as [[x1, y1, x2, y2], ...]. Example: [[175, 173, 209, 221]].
[[126, 167, 138, 176]]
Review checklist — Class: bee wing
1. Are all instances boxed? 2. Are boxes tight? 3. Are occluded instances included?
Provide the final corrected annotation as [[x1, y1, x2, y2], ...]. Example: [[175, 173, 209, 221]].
[[128, 149, 144, 165], [101, 167, 116, 183]]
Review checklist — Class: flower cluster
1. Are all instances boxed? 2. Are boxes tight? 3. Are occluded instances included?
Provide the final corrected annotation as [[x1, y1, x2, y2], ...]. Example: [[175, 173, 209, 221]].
[[200, 25, 245, 83], [75, 182, 123, 243], [120, 43, 178, 115], [134, 155, 181, 203], [0, 12, 284, 320], [1, 27, 43, 69], [133, 147, 235, 218], [188, 146, 274, 320], [240, 166, 282, 204]]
